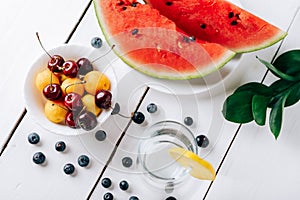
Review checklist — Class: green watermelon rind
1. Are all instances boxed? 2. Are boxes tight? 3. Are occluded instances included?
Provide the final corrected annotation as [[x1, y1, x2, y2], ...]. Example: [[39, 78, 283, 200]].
[[236, 31, 287, 53], [93, 1, 236, 80]]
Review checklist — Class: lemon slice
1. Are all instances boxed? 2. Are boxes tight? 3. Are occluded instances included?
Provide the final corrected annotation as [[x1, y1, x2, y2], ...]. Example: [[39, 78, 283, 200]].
[[168, 147, 216, 180]]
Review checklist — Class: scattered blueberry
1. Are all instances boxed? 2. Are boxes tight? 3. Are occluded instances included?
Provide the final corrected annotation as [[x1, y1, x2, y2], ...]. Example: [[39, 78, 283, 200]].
[[184, 116, 193, 126], [103, 192, 114, 200], [101, 177, 112, 188], [95, 130, 107, 141], [119, 180, 129, 191], [91, 37, 103, 48], [122, 157, 133, 168], [32, 152, 46, 164], [78, 155, 90, 167], [196, 135, 209, 148], [129, 196, 139, 200], [166, 197, 177, 200], [63, 163, 75, 175], [147, 103, 157, 113], [132, 112, 145, 124], [55, 141, 66, 152], [28, 132, 40, 144]]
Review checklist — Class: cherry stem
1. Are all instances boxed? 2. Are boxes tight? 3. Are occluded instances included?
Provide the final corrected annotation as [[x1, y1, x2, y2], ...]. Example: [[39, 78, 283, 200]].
[[36, 32, 52, 59], [64, 80, 86, 94], [91, 44, 116, 63]]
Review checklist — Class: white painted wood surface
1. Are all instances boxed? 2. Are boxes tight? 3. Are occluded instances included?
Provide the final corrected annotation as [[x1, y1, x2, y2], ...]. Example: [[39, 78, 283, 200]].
[[0, 0, 299, 199]]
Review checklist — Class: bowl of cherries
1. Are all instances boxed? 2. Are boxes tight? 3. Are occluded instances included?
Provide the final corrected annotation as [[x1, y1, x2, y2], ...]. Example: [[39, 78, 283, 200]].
[[24, 35, 117, 135]]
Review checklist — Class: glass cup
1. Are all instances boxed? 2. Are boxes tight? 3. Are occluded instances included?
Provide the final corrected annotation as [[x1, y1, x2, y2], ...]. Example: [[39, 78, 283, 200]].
[[137, 120, 198, 188]]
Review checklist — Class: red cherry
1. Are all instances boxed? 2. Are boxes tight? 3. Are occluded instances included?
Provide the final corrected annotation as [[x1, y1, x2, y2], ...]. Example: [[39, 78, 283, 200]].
[[77, 58, 93, 75], [76, 111, 98, 131], [63, 60, 79, 78], [64, 92, 83, 111], [65, 112, 79, 128], [48, 55, 64, 72], [43, 84, 62, 100], [95, 90, 112, 109]]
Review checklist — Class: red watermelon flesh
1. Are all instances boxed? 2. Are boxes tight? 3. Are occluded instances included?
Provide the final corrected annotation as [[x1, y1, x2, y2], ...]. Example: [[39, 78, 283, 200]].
[[94, 0, 236, 79], [146, 0, 287, 53]]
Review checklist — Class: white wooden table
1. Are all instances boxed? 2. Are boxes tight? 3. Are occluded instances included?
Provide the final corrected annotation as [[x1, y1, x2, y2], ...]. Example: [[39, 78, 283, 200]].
[[0, 0, 299, 199]]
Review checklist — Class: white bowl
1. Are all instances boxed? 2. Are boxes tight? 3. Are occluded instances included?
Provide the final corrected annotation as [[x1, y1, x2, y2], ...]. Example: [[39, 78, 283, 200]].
[[24, 43, 117, 136]]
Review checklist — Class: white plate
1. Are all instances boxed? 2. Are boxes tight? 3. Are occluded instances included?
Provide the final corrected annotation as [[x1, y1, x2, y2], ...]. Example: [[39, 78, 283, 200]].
[[24, 44, 117, 136]]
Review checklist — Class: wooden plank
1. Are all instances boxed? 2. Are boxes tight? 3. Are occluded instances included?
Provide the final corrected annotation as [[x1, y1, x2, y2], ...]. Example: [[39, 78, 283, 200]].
[[205, 6, 300, 200]]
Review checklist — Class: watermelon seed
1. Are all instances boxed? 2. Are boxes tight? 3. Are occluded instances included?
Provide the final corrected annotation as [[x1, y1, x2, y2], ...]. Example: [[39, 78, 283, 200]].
[[132, 29, 139, 35], [177, 41, 183, 48], [235, 13, 240, 19], [189, 36, 196, 42], [157, 45, 161, 52], [165, 1, 173, 6], [117, 1, 125, 6], [228, 12, 234, 18], [183, 36, 190, 43], [230, 20, 238, 26], [122, 6, 127, 10], [131, 2, 138, 7], [200, 24, 207, 29]]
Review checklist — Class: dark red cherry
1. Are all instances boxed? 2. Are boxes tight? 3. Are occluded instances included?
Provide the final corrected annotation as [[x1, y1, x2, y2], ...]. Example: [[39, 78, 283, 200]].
[[65, 112, 79, 128], [76, 111, 98, 131], [63, 60, 79, 78], [43, 84, 62, 100], [77, 58, 93, 75], [64, 92, 83, 111], [95, 90, 112, 109], [48, 55, 64, 72]]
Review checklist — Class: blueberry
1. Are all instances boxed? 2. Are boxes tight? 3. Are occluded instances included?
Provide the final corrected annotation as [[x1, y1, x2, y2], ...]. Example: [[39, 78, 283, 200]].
[[129, 196, 139, 200], [28, 132, 40, 144], [132, 112, 145, 124], [91, 37, 103, 48], [55, 141, 66, 152], [101, 177, 112, 188], [122, 157, 133, 168], [196, 135, 209, 148], [32, 152, 46, 164], [103, 192, 113, 200], [63, 163, 75, 175], [166, 197, 177, 200], [95, 130, 107, 141], [184, 117, 193, 126], [147, 103, 157, 113], [78, 155, 90, 167], [119, 180, 129, 191]]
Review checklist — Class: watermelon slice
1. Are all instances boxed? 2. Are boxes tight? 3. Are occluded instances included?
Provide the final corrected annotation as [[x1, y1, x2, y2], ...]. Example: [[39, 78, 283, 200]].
[[93, 0, 236, 80], [146, 0, 287, 53]]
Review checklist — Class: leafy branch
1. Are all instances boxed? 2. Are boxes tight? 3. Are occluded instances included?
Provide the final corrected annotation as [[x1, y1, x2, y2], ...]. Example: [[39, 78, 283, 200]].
[[222, 50, 300, 139]]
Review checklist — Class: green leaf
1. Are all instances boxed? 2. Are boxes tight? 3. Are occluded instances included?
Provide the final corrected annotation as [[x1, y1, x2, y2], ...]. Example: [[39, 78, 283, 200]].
[[234, 82, 273, 96], [252, 95, 270, 126], [273, 50, 300, 79], [269, 80, 300, 107], [269, 91, 291, 139], [257, 57, 299, 82], [222, 91, 254, 123]]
